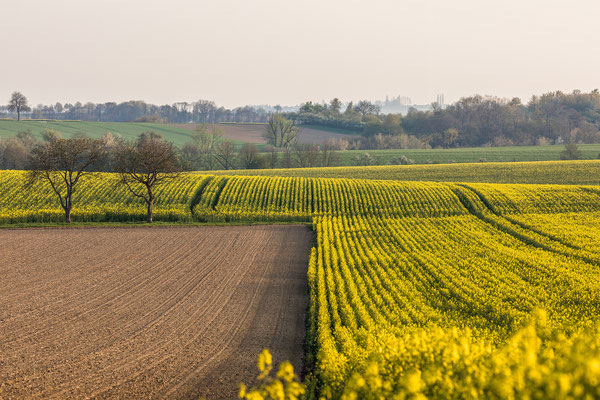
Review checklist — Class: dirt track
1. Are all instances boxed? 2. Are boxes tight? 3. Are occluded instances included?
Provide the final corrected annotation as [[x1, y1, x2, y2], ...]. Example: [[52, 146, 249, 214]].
[[0, 225, 312, 399]]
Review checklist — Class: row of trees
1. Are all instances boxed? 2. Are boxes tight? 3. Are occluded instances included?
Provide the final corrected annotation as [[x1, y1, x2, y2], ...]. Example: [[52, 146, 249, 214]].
[[4, 92, 384, 127], [4, 93, 271, 123], [26, 133, 180, 223]]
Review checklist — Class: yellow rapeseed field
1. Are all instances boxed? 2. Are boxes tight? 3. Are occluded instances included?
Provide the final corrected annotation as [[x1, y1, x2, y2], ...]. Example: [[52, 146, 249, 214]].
[[211, 159, 600, 185], [2, 167, 600, 398]]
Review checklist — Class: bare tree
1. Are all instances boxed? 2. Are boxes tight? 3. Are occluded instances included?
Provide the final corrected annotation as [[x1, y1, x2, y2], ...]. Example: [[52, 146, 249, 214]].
[[293, 142, 321, 168], [181, 125, 222, 170], [281, 148, 293, 168], [239, 143, 260, 169], [320, 141, 339, 167], [114, 134, 182, 223], [8, 92, 31, 121], [193, 100, 217, 123], [263, 114, 298, 148], [28, 138, 106, 222], [215, 140, 236, 170], [265, 145, 279, 168]]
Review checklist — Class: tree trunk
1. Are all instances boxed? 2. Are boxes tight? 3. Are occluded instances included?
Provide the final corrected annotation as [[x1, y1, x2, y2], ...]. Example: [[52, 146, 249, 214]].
[[17, 110, 20, 121], [65, 193, 72, 223], [147, 200, 153, 223], [146, 185, 154, 223]]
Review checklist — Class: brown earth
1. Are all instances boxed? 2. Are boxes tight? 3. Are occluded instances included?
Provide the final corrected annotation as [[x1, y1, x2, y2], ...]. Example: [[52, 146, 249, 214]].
[[0, 225, 312, 399], [172, 123, 360, 144]]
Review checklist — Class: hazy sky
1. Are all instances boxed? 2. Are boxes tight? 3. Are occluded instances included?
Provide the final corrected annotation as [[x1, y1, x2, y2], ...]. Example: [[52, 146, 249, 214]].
[[2, 0, 599, 108]]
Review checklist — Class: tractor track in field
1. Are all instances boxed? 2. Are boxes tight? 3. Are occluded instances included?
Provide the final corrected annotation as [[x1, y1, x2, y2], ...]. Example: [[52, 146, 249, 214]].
[[0, 225, 312, 399]]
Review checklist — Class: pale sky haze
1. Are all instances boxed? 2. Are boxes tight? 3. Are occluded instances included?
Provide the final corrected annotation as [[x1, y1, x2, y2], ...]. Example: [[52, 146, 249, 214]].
[[2, 0, 599, 108]]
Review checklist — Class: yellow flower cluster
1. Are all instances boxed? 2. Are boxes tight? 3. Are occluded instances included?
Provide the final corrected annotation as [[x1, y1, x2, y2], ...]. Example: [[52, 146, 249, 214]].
[[238, 350, 305, 400]]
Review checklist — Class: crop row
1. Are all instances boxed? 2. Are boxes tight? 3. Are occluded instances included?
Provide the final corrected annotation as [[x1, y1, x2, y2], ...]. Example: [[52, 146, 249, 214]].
[[193, 175, 469, 222], [308, 213, 600, 397], [4, 170, 599, 223], [211, 159, 600, 185]]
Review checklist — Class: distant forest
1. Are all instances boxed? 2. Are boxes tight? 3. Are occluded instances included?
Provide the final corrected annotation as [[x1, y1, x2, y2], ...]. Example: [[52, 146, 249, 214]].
[[0, 99, 270, 124], [2, 89, 600, 147], [288, 90, 600, 147], [402, 90, 600, 147]]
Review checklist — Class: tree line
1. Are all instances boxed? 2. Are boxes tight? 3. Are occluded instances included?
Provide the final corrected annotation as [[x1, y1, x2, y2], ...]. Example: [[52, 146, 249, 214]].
[[6, 89, 600, 149], [290, 90, 600, 147], [23, 132, 180, 224], [3, 93, 271, 123]]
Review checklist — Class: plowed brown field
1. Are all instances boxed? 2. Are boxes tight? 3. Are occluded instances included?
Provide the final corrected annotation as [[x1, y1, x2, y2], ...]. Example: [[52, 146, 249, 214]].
[[0, 225, 312, 399], [172, 123, 360, 144]]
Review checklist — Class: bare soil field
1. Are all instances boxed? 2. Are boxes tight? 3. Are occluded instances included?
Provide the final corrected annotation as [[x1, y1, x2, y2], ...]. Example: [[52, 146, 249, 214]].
[[172, 123, 359, 144], [297, 126, 360, 144], [0, 225, 312, 399]]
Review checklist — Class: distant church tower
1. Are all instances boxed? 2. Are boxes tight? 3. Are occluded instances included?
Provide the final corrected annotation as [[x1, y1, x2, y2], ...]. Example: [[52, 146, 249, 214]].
[[436, 94, 445, 108]]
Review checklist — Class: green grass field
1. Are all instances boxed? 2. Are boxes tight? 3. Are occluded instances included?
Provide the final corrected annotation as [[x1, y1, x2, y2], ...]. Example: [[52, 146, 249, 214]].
[[0, 120, 355, 149], [0, 119, 202, 147], [335, 144, 600, 164]]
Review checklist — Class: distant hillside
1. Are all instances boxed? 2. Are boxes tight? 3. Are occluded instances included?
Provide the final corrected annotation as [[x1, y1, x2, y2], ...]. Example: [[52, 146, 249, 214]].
[[0, 120, 197, 147], [171, 123, 360, 144], [0, 120, 359, 147]]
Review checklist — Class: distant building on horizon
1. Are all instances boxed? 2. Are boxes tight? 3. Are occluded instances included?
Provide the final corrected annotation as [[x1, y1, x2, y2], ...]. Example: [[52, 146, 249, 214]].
[[436, 94, 445, 109], [377, 94, 437, 115]]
